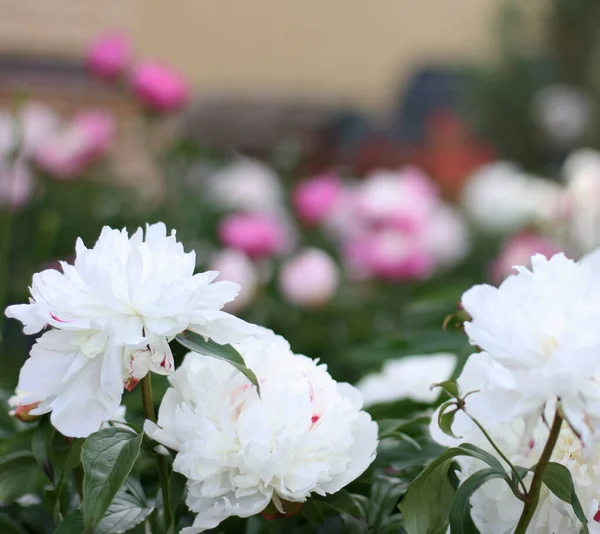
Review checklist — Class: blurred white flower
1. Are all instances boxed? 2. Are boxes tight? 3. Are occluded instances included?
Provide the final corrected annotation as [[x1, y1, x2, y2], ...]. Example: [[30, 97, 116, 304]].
[[562, 149, 600, 253], [279, 248, 339, 308], [145, 328, 378, 533], [462, 252, 600, 443], [205, 158, 284, 215], [356, 353, 457, 406], [0, 103, 59, 209], [532, 85, 593, 149], [210, 249, 258, 312], [431, 353, 600, 534], [461, 162, 562, 233], [6, 222, 254, 437]]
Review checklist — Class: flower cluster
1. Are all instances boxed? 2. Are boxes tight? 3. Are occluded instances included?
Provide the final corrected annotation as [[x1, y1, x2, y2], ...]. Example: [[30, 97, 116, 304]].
[[145, 328, 378, 533], [6, 222, 252, 436], [87, 33, 189, 112], [428, 249, 600, 532], [202, 160, 469, 312], [0, 103, 114, 208]]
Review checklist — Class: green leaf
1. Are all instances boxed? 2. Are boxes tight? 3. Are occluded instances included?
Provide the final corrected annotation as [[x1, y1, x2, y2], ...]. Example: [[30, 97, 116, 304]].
[[449, 468, 510, 534], [542, 462, 588, 530], [0, 452, 47, 504], [54, 508, 84, 534], [54, 439, 84, 523], [302, 498, 326, 525], [432, 381, 460, 399], [32, 417, 54, 481], [0, 513, 28, 534], [81, 428, 143, 530], [437, 402, 460, 439], [169, 470, 187, 532], [399, 444, 511, 534], [316, 490, 363, 518], [377, 417, 431, 439], [96, 478, 154, 534], [175, 331, 261, 395], [399, 456, 455, 534]]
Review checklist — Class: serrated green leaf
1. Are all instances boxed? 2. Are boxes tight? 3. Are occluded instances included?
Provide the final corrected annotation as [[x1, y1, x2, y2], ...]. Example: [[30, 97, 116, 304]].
[[81, 428, 143, 530], [96, 478, 154, 534], [431, 381, 460, 399], [543, 462, 588, 530], [0, 452, 47, 504], [449, 468, 510, 534], [175, 331, 261, 395], [54, 508, 84, 534]]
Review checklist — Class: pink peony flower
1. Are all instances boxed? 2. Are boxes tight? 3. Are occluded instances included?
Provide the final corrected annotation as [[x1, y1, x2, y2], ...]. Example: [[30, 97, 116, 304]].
[[344, 231, 433, 281], [491, 231, 562, 284], [130, 61, 190, 112], [293, 173, 342, 225], [35, 111, 114, 179], [356, 167, 438, 230], [219, 213, 287, 257], [87, 33, 131, 80], [279, 248, 339, 308]]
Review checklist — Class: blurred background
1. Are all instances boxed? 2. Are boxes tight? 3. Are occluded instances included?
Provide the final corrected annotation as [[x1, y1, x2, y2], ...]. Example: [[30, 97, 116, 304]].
[[2, 0, 600, 401]]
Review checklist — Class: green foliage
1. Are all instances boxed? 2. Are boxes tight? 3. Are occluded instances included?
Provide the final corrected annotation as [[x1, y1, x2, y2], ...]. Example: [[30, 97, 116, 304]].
[[175, 330, 261, 395], [81, 428, 144, 531]]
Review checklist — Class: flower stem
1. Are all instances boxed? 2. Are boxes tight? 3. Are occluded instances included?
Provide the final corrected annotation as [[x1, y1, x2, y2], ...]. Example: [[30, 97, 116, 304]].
[[141, 374, 173, 530], [514, 411, 563, 534], [465, 410, 528, 495]]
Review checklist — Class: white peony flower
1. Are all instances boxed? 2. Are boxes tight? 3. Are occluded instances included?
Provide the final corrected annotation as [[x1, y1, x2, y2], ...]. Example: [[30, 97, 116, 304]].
[[145, 328, 378, 533], [356, 353, 457, 406], [431, 353, 600, 534], [6, 222, 254, 437], [461, 162, 562, 233], [461, 251, 600, 443]]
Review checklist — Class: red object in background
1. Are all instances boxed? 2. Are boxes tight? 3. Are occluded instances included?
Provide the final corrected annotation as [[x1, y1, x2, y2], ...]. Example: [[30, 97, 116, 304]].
[[411, 110, 496, 198]]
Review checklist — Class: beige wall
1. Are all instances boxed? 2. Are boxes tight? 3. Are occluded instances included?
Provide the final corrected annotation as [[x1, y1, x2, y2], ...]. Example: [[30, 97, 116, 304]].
[[1, 0, 503, 111]]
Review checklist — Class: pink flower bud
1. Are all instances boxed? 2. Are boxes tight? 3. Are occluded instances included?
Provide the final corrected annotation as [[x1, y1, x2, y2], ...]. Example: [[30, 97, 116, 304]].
[[87, 33, 131, 80], [491, 232, 562, 284], [219, 213, 286, 257], [279, 248, 339, 308], [35, 110, 114, 179], [292, 173, 342, 225], [14, 402, 41, 422], [130, 61, 190, 112], [210, 249, 259, 312]]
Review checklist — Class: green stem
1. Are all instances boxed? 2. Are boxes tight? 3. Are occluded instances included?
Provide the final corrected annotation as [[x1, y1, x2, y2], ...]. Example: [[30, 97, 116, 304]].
[[465, 411, 528, 495], [514, 411, 563, 534], [141, 374, 173, 530]]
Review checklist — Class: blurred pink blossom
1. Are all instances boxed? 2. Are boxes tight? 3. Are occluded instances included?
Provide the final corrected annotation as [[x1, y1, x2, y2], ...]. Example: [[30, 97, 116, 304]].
[[355, 167, 438, 229], [293, 173, 342, 225], [130, 61, 190, 112], [87, 33, 131, 80], [210, 249, 259, 312], [344, 231, 433, 281], [35, 111, 114, 179], [219, 213, 287, 257], [491, 231, 562, 284], [279, 248, 339, 308]]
